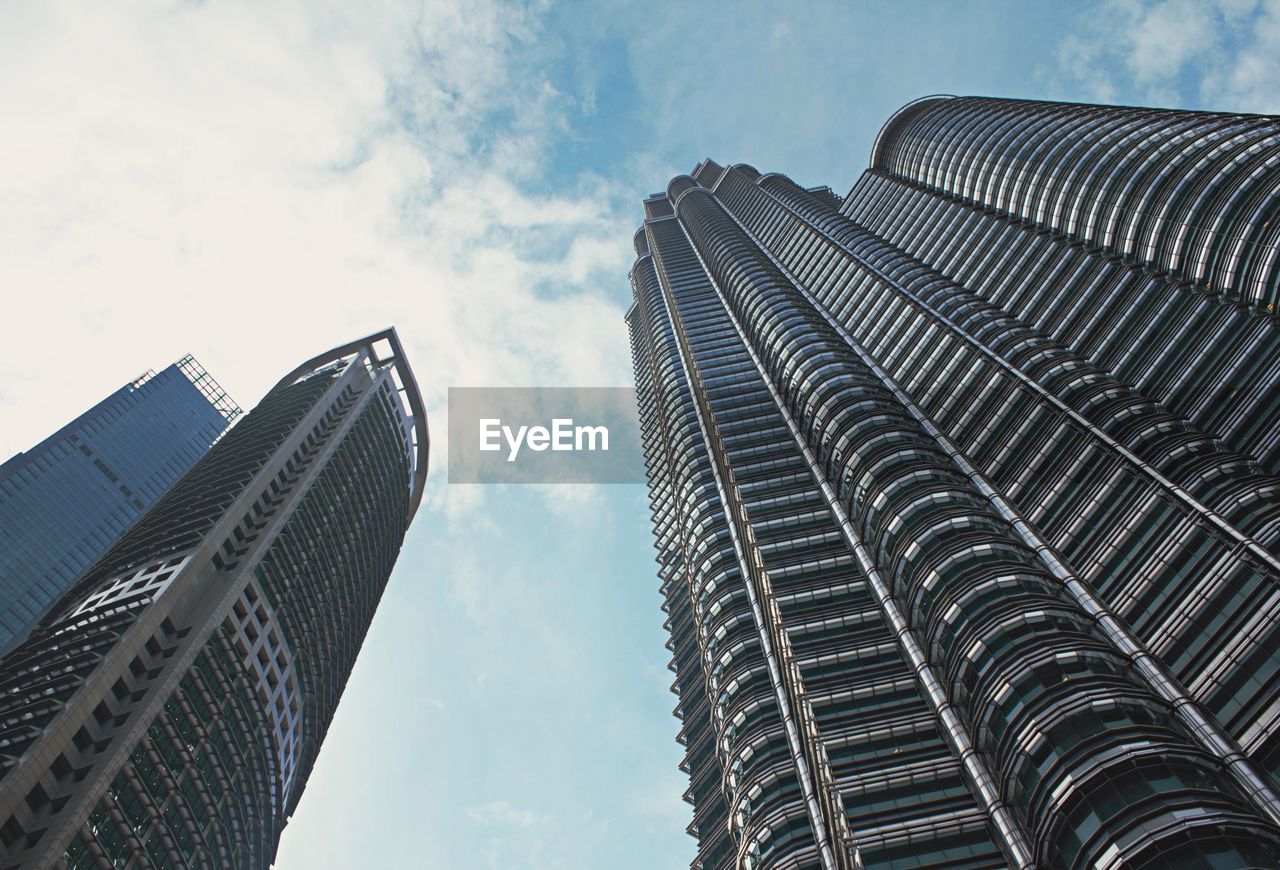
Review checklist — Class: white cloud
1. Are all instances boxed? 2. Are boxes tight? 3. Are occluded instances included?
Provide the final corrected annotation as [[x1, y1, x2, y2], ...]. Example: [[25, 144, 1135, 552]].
[[1204, 0, 1280, 111], [464, 801, 562, 870], [1047, 0, 1280, 113], [0, 0, 636, 485], [626, 777, 688, 822], [466, 800, 546, 829], [1127, 0, 1217, 84], [442, 552, 528, 629], [542, 483, 609, 523]]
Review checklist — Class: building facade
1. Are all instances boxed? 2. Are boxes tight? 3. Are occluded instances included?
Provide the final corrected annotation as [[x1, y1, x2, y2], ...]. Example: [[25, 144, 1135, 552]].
[[628, 96, 1280, 868], [0, 330, 427, 869], [0, 357, 239, 655]]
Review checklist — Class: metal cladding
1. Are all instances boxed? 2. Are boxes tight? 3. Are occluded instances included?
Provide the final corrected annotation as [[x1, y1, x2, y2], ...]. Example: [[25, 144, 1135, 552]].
[[871, 96, 1280, 309], [0, 329, 426, 869], [629, 97, 1280, 869]]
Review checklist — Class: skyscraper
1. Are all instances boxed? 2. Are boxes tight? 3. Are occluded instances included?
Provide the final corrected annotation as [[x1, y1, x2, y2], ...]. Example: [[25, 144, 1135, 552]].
[[0, 329, 427, 869], [0, 357, 240, 656], [628, 97, 1280, 868]]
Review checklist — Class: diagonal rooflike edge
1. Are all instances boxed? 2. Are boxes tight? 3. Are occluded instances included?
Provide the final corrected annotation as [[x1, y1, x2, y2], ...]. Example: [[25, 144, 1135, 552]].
[[269, 326, 430, 522]]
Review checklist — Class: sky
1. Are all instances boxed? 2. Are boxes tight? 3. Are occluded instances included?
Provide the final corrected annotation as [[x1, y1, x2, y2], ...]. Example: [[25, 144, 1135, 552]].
[[1, 1, 1278, 867]]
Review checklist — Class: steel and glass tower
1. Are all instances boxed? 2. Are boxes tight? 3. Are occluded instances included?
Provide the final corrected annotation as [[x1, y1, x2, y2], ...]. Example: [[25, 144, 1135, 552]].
[[0, 358, 239, 655], [0, 330, 427, 869], [628, 97, 1280, 868]]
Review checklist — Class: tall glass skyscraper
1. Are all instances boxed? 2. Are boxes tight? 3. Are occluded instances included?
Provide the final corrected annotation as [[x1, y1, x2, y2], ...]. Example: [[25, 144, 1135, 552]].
[[0, 357, 240, 655], [0, 330, 426, 869], [628, 97, 1280, 868]]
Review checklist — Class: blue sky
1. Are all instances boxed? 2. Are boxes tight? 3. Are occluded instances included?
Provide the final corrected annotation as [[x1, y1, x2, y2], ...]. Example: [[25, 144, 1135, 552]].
[[1, 1, 1278, 867]]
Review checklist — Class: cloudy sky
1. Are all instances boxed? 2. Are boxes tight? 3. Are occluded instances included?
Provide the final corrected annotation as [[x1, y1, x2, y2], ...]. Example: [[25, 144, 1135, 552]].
[[1, 1, 1278, 867]]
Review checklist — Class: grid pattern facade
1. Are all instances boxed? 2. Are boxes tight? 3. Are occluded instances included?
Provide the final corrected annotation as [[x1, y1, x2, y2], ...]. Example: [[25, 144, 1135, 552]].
[[0, 331, 426, 869], [628, 96, 1280, 869], [0, 359, 239, 655]]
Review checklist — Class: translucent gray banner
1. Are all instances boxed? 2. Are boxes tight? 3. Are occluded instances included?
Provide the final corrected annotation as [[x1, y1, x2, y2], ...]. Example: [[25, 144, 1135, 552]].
[[448, 387, 645, 484]]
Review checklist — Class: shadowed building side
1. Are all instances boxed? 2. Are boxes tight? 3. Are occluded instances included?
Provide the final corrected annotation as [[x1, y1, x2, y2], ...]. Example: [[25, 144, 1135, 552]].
[[0, 329, 426, 870], [0, 357, 239, 656], [631, 95, 1280, 869]]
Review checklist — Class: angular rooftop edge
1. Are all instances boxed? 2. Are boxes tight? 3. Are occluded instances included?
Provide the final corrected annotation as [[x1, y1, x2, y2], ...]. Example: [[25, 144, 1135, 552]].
[[269, 327, 429, 522]]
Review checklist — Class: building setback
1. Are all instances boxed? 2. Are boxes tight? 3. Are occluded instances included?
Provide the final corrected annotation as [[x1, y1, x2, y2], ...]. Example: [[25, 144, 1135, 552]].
[[0, 329, 427, 869], [0, 357, 239, 655], [627, 96, 1280, 868]]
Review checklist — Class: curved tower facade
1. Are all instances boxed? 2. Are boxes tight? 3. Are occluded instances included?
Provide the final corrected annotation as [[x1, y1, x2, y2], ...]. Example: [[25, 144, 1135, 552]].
[[0, 330, 427, 869], [628, 97, 1280, 868]]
